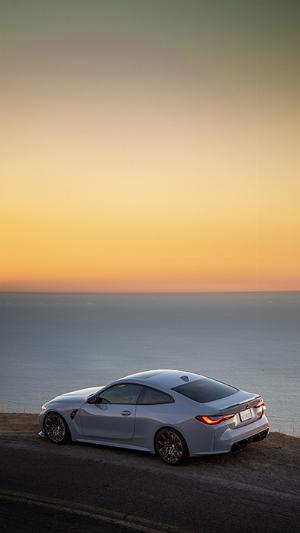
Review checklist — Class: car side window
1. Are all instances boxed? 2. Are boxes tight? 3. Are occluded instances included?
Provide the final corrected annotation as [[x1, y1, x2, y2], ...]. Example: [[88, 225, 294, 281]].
[[99, 383, 143, 405], [137, 386, 174, 405]]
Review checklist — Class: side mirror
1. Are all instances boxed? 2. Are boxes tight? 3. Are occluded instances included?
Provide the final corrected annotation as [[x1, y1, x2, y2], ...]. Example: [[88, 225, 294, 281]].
[[87, 395, 102, 404]]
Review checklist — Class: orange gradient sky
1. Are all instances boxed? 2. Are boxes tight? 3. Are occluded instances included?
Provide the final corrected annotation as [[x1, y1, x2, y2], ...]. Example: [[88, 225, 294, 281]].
[[0, 1, 299, 292]]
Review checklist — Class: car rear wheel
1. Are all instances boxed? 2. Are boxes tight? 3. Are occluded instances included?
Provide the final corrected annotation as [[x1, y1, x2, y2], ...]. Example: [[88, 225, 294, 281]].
[[155, 428, 188, 465], [44, 412, 70, 444]]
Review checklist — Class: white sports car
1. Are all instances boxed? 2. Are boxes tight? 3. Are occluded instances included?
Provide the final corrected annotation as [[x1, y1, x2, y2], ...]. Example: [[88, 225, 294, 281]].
[[39, 369, 269, 464]]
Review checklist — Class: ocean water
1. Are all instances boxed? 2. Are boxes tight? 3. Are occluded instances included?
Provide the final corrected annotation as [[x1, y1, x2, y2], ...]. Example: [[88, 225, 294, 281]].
[[0, 292, 299, 436]]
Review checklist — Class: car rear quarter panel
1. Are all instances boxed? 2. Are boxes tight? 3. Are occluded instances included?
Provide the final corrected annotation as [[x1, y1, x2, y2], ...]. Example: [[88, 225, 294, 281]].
[[134, 401, 214, 454], [133, 404, 170, 452]]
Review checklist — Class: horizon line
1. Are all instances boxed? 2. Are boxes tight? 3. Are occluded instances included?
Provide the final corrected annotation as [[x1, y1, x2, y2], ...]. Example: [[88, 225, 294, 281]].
[[0, 289, 299, 295]]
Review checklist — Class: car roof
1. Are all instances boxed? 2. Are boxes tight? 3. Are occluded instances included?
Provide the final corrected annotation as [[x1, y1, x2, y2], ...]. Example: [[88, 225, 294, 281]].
[[117, 369, 202, 391]]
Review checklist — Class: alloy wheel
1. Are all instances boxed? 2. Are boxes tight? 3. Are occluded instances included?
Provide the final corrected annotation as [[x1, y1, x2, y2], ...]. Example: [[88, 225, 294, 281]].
[[155, 429, 185, 465], [44, 413, 67, 444]]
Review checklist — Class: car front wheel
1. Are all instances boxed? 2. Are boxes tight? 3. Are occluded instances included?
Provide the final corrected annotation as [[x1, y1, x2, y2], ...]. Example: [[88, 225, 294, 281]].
[[155, 428, 188, 465], [44, 412, 70, 444]]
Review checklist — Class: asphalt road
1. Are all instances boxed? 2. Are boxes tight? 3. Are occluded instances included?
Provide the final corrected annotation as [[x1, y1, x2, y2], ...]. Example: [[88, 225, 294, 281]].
[[0, 419, 299, 532], [0, 499, 139, 533]]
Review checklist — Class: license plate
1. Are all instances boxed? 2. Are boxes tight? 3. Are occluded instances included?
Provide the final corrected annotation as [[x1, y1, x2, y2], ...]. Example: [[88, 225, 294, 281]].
[[239, 408, 253, 422]]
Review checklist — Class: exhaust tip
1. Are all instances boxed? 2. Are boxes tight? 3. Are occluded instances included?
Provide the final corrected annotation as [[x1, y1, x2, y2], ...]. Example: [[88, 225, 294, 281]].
[[232, 439, 248, 451], [252, 429, 269, 442]]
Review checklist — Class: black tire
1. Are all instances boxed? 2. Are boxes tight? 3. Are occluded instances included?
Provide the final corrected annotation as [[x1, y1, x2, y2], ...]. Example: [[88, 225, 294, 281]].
[[44, 412, 70, 444], [155, 427, 188, 465]]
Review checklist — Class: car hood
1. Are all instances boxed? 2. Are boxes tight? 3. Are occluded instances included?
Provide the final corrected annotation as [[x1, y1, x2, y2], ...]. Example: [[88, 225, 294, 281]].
[[49, 386, 104, 404]]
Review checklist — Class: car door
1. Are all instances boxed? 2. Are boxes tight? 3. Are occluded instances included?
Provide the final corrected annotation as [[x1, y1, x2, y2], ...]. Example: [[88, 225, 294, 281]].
[[78, 383, 143, 441]]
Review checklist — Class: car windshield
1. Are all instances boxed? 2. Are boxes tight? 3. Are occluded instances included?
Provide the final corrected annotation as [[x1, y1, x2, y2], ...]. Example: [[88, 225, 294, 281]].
[[172, 377, 238, 403]]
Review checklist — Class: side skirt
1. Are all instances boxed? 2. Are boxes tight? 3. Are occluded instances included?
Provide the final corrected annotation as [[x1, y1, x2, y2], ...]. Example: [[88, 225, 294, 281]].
[[75, 438, 153, 454]]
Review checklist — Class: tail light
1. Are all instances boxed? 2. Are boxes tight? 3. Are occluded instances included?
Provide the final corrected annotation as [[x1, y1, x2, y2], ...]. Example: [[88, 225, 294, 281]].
[[255, 399, 264, 408], [255, 398, 265, 418], [196, 414, 235, 425]]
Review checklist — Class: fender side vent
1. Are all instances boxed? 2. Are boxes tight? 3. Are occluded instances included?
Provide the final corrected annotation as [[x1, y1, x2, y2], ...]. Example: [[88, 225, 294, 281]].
[[70, 409, 78, 419]]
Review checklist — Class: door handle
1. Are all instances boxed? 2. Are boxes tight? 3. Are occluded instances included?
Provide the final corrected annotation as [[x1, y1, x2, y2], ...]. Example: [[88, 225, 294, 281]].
[[121, 410, 131, 416]]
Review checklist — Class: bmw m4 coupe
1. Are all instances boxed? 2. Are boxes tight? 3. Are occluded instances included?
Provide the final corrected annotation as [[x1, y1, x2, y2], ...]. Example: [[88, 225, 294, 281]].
[[39, 369, 269, 464]]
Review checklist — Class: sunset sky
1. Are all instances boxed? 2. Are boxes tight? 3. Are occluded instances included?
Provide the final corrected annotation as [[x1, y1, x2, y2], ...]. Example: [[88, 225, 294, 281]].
[[1, 0, 299, 292]]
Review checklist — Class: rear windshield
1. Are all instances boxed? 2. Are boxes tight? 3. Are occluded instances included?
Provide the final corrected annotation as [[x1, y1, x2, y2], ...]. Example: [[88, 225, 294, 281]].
[[172, 378, 238, 403]]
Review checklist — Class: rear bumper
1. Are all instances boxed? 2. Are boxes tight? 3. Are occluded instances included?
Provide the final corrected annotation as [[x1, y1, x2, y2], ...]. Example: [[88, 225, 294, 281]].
[[231, 428, 269, 450], [214, 414, 269, 453]]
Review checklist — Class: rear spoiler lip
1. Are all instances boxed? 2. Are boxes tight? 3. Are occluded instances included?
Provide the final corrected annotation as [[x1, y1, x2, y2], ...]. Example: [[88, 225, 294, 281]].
[[219, 395, 261, 415]]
